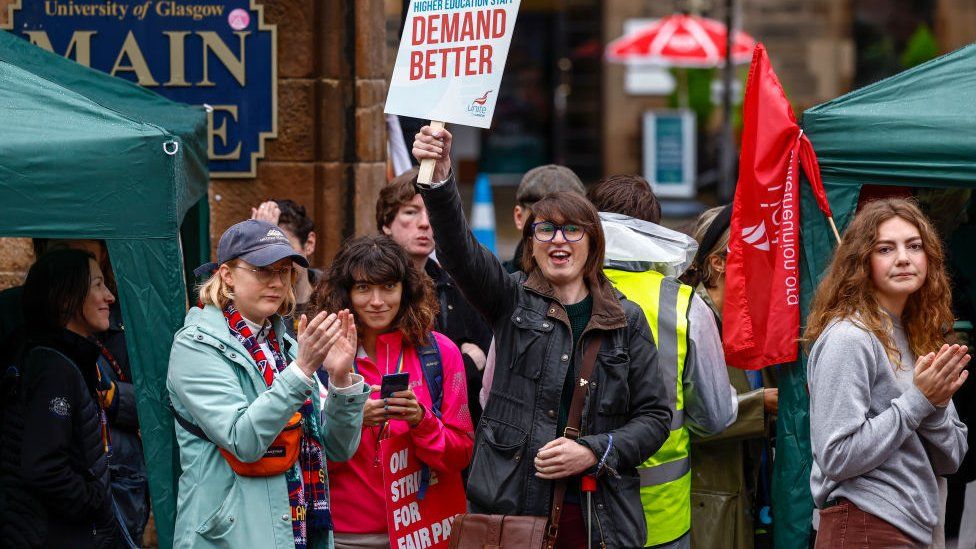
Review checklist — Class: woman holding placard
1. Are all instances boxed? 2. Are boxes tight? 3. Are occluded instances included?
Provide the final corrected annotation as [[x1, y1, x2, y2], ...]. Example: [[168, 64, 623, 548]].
[[312, 235, 473, 549], [412, 126, 672, 548]]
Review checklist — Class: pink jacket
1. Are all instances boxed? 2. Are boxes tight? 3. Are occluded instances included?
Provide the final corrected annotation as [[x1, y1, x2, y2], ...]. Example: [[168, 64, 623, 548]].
[[327, 331, 474, 534]]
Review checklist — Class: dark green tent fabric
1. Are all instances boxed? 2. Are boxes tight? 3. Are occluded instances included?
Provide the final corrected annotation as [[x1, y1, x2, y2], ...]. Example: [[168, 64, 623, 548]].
[[772, 43, 976, 548], [0, 29, 208, 548]]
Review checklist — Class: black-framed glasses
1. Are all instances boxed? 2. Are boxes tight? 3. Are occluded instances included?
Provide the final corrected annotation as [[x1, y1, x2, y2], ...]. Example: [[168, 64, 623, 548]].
[[234, 265, 293, 284], [531, 221, 585, 242]]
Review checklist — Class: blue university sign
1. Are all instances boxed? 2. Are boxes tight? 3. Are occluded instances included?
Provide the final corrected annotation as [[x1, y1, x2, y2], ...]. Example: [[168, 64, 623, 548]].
[[4, 0, 277, 177]]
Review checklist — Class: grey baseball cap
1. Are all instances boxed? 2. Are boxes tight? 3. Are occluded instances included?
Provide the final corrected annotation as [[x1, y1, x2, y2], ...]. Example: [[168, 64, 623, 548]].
[[194, 219, 308, 277], [515, 164, 585, 206]]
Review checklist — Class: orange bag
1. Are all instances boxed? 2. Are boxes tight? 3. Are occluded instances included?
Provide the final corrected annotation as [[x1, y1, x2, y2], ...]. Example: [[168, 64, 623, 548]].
[[218, 412, 303, 477]]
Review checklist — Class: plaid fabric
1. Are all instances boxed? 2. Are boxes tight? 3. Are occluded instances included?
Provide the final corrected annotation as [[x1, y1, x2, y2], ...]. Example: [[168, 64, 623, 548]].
[[223, 304, 333, 548]]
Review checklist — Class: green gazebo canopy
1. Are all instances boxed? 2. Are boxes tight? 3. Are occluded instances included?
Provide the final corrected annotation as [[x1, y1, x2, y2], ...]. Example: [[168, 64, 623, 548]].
[[0, 29, 209, 548], [773, 42, 976, 547]]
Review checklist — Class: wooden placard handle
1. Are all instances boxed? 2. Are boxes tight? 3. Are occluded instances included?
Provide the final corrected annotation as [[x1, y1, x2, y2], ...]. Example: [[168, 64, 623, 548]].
[[827, 216, 842, 245], [417, 120, 446, 184]]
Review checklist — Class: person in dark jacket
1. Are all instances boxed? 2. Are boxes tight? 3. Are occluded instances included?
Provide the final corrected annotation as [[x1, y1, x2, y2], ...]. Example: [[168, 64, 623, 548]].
[[95, 303, 149, 544], [376, 167, 493, 426], [0, 239, 149, 543], [0, 248, 125, 548], [681, 206, 779, 549], [413, 126, 672, 548]]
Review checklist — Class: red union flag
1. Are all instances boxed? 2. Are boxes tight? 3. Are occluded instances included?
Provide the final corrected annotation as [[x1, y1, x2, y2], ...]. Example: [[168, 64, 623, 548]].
[[724, 44, 831, 370]]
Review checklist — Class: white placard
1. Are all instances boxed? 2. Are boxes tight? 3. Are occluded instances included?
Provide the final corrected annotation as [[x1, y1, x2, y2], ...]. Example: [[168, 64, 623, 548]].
[[385, 0, 522, 128]]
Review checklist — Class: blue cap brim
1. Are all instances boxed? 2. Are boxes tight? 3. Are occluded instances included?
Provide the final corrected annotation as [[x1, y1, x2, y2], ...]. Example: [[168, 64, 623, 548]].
[[238, 245, 309, 269]]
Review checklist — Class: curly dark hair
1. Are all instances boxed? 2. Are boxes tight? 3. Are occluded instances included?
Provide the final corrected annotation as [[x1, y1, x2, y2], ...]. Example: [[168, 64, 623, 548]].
[[311, 235, 437, 348]]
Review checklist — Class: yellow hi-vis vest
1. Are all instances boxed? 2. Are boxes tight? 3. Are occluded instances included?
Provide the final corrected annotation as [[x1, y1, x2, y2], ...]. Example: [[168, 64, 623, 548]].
[[604, 268, 693, 546]]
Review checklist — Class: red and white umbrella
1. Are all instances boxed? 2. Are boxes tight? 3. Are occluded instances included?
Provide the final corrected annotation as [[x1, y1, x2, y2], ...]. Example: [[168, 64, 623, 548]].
[[606, 14, 755, 67]]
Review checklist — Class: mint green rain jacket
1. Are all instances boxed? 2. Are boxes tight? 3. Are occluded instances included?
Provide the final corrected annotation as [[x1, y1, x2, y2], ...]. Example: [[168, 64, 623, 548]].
[[167, 305, 369, 548]]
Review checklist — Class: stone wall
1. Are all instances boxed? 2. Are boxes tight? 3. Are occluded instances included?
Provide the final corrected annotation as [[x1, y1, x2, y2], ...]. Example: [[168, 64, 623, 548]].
[[0, 0, 390, 288]]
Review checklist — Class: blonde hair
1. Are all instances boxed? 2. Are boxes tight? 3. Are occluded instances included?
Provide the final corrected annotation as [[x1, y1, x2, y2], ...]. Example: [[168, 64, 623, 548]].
[[198, 259, 298, 317], [690, 206, 731, 289]]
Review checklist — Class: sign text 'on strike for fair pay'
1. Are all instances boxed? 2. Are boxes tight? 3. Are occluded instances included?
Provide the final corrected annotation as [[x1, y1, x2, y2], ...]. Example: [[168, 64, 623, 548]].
[[408, 9, 507, 80]]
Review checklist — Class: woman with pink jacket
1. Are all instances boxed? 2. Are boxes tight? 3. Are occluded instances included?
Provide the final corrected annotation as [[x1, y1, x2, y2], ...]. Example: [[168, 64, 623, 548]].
[[312, 235, 474, 549]]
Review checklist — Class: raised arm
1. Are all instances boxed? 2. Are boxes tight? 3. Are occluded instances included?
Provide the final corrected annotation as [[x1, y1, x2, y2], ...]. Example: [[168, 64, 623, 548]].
[[413, 126, 516, 323], [915, 343, 970, 475], [167, 334, 311, 462]]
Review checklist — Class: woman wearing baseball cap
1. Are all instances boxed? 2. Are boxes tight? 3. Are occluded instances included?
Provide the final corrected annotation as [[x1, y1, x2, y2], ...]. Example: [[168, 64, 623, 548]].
[[167, 219, 370, 549]]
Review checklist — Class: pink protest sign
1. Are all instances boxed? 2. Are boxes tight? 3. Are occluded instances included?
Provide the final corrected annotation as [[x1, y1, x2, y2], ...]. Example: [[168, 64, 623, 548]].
[[380, 432, 467, 549]]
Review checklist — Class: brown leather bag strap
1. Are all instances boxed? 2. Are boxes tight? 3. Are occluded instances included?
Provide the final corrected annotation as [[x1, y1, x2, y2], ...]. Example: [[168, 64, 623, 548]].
[[544, 333, 603, 549]]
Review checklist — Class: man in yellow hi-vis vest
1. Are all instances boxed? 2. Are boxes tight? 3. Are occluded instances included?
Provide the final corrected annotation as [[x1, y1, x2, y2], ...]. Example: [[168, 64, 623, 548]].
[[589, 175, 737, 548]]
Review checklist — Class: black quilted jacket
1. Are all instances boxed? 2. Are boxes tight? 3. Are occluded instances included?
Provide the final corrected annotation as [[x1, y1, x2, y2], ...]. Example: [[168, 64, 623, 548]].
[[0, 329, 122, 548]]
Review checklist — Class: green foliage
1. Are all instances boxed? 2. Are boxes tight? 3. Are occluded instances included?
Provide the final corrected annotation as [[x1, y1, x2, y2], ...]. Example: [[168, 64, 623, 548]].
[[668, 67, 715, 124], [901, 24, 940, 69]]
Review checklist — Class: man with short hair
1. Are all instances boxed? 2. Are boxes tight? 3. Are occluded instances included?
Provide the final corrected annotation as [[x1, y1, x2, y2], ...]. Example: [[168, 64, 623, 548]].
[[588, 174, 736, 549], [502, 164, 586, 273], [376, 168, 493, 425]]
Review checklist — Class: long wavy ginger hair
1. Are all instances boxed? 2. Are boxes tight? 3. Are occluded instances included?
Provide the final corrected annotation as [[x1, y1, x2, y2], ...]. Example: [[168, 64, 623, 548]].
[[803, 198, 953, 367]]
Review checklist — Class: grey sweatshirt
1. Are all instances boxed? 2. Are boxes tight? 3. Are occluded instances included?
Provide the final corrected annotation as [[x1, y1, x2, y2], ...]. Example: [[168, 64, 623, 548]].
[[808, 317, 968, 544]]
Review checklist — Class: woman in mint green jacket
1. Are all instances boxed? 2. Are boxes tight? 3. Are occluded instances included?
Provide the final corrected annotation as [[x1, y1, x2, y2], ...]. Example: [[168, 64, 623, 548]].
[[167, 219, 370, 549]]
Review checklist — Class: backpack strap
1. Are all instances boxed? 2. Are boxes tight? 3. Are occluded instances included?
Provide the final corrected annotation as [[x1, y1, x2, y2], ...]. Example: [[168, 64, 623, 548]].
[[415, 333, 443, 501], [416, 334, 443, 419]]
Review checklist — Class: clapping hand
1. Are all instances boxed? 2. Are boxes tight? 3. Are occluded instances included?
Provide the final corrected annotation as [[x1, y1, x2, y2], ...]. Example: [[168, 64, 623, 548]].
[[915, 344, 970, 407], [321, 310, 357, 388], [295, 311, 341, 379]]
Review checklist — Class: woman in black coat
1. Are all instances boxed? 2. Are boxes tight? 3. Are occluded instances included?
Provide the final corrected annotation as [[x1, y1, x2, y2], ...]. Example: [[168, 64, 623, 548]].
[[0, 249, 125, 548], [412, 127, 673, 548]]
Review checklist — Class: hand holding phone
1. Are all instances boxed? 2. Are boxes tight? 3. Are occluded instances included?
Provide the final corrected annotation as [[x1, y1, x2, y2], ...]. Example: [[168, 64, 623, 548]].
[[380, 373, 424, 426], [380, 372, 410, 399]]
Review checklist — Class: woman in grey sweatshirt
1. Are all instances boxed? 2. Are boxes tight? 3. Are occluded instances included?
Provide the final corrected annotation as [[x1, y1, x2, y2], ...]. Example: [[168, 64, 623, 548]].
[[805, 199, 969, 548]]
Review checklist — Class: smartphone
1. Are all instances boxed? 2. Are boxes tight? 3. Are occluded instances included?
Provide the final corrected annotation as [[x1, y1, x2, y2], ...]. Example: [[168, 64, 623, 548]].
[[380, 372, 410, 399]]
